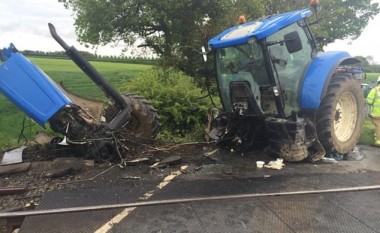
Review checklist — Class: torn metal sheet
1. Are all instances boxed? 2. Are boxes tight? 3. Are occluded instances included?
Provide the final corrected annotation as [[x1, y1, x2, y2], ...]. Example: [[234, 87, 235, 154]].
[[0, 146, 27, 166]]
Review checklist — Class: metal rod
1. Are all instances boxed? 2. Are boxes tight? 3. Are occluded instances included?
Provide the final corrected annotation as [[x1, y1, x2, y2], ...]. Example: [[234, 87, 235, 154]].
[[48, 23, 127, 110], [1, 184, 380, 218]]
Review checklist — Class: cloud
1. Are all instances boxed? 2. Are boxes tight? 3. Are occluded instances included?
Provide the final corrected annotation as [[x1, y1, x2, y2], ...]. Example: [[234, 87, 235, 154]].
[[1, 0, 380, 62], [0, 0, 124, 56], [324, 0, 380, 64]]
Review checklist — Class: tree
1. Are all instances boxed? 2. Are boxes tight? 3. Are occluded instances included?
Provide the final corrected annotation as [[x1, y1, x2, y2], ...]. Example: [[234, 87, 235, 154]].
[[61, 0, 379, 75], [365, 55, 375, 65], [263, 0, 379, 46], [60, 0, 265, 76]]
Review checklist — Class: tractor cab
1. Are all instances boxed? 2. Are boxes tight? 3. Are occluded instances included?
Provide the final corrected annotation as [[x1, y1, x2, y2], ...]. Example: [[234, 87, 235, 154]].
[[206, 8, 365, 162], [209, 9, 316, 118]]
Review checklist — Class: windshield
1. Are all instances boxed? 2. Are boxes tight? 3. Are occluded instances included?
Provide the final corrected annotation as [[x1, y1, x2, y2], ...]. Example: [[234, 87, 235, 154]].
[[215, 42, 269, 112]]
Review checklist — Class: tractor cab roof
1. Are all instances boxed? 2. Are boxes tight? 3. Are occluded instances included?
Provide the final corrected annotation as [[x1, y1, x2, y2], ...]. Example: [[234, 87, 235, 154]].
[[208, 8, 312, 49]]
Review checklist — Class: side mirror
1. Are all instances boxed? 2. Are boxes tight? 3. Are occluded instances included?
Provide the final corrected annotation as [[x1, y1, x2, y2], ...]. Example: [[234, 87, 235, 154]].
[[284, 31, 302, 53], [201, 46, 207, 62]]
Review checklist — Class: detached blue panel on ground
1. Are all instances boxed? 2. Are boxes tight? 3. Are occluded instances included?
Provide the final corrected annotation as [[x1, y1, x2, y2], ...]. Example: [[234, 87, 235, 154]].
[[0, 48, 72, 125]]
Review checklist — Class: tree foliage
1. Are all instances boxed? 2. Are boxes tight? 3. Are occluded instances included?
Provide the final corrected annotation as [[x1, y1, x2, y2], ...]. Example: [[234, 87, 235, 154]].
[[263, 0, 379, 45], [61, 0, 265, 76], [61, 0, 379, 75]]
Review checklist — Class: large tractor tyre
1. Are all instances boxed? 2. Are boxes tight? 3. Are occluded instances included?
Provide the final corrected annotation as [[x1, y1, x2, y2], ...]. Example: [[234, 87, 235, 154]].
[[108, 93, 160, 140], [316, 75, 365, 155]]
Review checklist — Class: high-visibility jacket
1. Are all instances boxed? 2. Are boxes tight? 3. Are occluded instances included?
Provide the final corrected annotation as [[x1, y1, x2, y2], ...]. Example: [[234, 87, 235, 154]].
[[366, 85, 380, 117]]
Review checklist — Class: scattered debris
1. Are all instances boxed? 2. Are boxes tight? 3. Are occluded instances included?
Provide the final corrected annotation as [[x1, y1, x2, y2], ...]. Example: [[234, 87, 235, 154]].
[[122, 175, 141, 180], [158, 155, 182, 167], [204, 149, 219, 156], [345, 146, 364, 161], [0, 146, 27, 165], [24, 201, 37, 210], [321, 157, 338, 164], [125, 157, 150, 165], [194, 166, 203, 171], [42, 168, 76, 178], [33, 131, 55, 145], [84, 160, 95, 167], [329, 152, 344, 161], [256, 161, 265, 168], [180, 165, 188, 174], [203, 149, 218, 162], [224, 168, 233, 175], [51, 157, 84, 171], [264, 159, 285, 170], [116, 164, 125, 169], [40, 157, 85, 178], [0, 162, 31, 176], [149, 162, 160, 168], [203, 155, 217, 162], [0, 187, 26, 196], [203, 149, 219, 162]]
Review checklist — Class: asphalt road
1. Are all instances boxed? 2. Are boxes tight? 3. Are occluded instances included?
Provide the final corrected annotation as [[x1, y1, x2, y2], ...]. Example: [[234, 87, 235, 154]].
[[18, 145, 380, 233]]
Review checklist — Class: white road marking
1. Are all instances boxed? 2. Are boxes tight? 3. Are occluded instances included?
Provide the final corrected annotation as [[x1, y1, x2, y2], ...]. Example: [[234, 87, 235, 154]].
[[94, 166, 188, 233]]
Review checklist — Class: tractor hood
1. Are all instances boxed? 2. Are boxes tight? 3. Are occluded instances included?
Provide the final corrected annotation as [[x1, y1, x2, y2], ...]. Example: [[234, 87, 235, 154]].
[[0, 44, 73, 126], [208, 8, 312, 49]]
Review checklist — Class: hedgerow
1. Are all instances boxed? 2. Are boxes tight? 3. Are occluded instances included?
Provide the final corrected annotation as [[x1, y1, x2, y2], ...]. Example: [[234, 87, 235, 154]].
[[124, 67, 212, 141]]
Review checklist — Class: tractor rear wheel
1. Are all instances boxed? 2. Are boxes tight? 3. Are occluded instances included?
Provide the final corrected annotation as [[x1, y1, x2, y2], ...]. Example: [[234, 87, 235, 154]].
[[119, 93, 160, 139], [316, 75, 365, 155]]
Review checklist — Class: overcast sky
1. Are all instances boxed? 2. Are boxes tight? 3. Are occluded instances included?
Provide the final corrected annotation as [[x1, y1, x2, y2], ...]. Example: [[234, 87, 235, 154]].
[[1, 0, 380, 62]]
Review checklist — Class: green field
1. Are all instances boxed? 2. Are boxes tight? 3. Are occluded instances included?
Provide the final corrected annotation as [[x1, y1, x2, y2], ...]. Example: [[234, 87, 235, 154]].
[[30, 57, 152, 99], [363, 72, 379, 84], [0, 57, 151, 150]]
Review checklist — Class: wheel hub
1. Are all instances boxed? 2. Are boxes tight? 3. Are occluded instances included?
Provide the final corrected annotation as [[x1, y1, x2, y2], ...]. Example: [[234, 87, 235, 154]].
[[333, 92, 357, 142]]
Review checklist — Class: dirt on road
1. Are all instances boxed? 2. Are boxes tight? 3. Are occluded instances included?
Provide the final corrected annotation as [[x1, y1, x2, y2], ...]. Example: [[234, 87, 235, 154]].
[[1, 139, 378, 214]]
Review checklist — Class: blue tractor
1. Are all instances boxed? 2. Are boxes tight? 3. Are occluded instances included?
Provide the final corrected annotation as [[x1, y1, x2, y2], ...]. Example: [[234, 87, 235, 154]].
[[0, 24, 160, 162], [206, 8, 365, 162]]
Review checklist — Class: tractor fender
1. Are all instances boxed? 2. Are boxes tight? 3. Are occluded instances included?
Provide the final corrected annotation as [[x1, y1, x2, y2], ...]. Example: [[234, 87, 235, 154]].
[[300, 51, 358, 109]]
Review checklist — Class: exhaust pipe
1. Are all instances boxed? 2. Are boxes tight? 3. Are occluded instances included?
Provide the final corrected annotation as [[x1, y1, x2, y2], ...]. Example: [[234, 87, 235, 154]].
[[48, 23, 131, 130]]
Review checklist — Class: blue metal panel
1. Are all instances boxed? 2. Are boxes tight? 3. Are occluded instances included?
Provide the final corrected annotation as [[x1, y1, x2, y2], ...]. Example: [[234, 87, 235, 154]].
[[208, 8, 312, 49], [300, 51, 351, 109], [0, 45, 72, 126]]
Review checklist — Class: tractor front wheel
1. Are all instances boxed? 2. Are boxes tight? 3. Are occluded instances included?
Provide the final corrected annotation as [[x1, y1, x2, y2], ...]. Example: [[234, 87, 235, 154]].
[[316, 75, 365, 155]]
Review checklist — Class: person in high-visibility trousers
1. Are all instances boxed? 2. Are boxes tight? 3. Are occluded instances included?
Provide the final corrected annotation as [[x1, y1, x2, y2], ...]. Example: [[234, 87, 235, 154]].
[[366, 76, 380, 146]]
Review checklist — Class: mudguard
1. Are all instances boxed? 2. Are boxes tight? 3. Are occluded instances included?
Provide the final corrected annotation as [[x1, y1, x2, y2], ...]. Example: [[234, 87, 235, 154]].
[[0, 44, 72, 126], [300, 51, 354, 109]]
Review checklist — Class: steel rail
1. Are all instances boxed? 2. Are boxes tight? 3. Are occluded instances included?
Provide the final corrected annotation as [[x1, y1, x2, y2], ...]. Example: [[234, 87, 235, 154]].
[[1, 184, 380, 218]]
